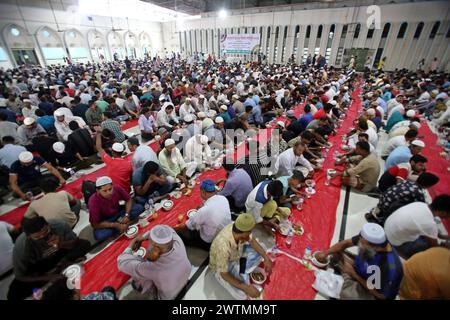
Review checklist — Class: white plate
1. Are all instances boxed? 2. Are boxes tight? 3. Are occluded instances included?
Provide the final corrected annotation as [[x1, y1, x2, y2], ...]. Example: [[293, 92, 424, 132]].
[[187, 209, 198, 219], [279, 224, 290, 236], [162, 200, 174, 210], [134, 247, 147, 259], [311, 251, 330, 268], [62, 264, 80, 279], [250, 267, 267, 285], [125, 225, 138, 237]]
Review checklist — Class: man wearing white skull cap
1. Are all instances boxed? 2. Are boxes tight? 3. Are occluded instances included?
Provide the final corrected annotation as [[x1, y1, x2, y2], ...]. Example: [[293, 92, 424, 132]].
[[117, 225, 191, 300], [315, 223, 403, 300]]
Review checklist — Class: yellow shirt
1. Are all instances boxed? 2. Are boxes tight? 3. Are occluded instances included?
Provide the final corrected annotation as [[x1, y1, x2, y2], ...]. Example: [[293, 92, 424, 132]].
[[209, 224, 250, 274], [400, 247, 450, 299]]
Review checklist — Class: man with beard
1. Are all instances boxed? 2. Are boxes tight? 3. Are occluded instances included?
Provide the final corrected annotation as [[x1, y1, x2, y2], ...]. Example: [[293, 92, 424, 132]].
[[315, 223, 403, 300]]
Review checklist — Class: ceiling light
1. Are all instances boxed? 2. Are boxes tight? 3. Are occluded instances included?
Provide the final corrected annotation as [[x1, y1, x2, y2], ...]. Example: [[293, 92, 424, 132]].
[[218, 9, 227, 19]]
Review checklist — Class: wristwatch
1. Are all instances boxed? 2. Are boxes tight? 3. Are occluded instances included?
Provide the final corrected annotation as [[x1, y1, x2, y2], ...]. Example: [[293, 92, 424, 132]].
[[125, 213, 130, 218]]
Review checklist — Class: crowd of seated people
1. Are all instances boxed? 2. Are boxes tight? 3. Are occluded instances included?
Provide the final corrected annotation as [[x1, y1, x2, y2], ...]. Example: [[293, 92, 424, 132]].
[[0, 54, 448, 301]]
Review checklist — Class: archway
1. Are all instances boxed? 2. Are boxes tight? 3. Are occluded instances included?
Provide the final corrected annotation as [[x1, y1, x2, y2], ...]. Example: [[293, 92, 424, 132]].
[[88, 29, 107, 62], [64, 29, 89, 63], [125, 31, 139, 59], [2, 24, 39, 66], [107, 30, 125, 61], [36, 26, 66, 65]]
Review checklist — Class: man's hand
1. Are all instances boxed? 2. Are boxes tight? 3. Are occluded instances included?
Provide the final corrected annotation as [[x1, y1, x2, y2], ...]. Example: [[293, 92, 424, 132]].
[[116, 223, 128, 234], [119, 216, 130, 225], [264, 257, 273, 273], [93, 125, 102, 133], [59, 178, 66, 186], [244, 285, 261, 298], [315, 251, 328, 264], [47, 234, 61, 249]]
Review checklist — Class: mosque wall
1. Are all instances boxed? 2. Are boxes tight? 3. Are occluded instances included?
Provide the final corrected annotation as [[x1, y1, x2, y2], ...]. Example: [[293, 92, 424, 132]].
[[0, 0, 164, 68], [164, 0, 450, 72]]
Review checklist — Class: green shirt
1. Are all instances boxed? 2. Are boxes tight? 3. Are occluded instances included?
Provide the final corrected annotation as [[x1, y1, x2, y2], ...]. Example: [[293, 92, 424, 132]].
[[85, 107, 103, 125], [277, 176, 290, 195], [96, 100, 109, 112]]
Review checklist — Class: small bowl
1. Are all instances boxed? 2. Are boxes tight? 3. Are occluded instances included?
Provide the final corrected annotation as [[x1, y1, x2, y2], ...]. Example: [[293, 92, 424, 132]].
[[311, 251, 330, 268], [62, 264, 82, 280], [134, 247, 147, 259], [250, 267, 267, 285], [187, 209, 198, 219], [213, 162, 222, 169], [305, 179, 316, 188], [125, 225, 139, 238], [162, 200, 174, 211], [172, 191, 182, 199], [279, 223, 290, 236]]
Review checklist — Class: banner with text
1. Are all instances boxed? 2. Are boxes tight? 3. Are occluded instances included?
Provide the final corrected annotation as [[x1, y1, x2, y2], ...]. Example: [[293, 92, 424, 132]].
[[220, 34, 260, 55]]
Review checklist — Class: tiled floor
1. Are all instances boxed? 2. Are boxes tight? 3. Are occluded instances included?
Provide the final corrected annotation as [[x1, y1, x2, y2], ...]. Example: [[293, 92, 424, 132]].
[[0, 124, 447, 300]]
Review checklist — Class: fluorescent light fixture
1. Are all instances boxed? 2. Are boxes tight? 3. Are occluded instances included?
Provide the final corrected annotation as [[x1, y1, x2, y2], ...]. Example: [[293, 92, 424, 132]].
[[218, 9, 227, 19], [78, 0, 191, 22]]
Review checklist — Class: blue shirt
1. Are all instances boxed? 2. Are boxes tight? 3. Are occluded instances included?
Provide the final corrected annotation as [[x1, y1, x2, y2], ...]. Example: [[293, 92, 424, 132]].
[[383, 91, 392, 102], [0, 107, 17, 123], [0, 144, 27, 168], [385, 145, 411, 170], [252, 95, 260, 105], [10, 156, 46, 185], [377, 97, 388, 113], [218, 168, 253, 208], [37, 115, 56, 134], [227, 106, 236, 119], [277, 176, 290, 195], [298, 112, 314, 132], [249, 104, 263, 124], [244, 97, 257, 109], [352, 235, 403, 300], [38, 102, 54, 115]]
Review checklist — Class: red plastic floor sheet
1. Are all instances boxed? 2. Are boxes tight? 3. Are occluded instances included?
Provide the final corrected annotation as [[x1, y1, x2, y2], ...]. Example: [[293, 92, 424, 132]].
[[418, 122, 450, 232], [263, 87, 361, 300]]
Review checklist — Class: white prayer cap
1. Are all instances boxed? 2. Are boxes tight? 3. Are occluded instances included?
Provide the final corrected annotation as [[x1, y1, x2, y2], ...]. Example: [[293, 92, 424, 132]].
[[411, 140, 425, 148], [185, 97, 191, 102], [200, 135, 208, 145], [112, 143, 125, 153], [329, 100, 337, 106], [184, 114, 194, 122], [49, 86, 56, 89], [150, 225, 173, 245], [18, 151, 33, 163], [406, 110, 416, 118], [199, 95, 205, 99], [215, 116, 224, 124], [276, 121, 285, 128], [164, 139, 175, 147], [23, 117, 35, 125], [384, 84, 391, 88], [232, 94, 239, 99], [207, 110, 217, 118], [159, 95, 166, 101], [197, 112, 206, 118], [220, 105, 227, 111], [95, 176, 112, 187], [410, 121, 421, 129], [54, 109, 64, 117], [52, 142, 65, 154], [366, 108, 376, 116], [360, 223, 386, 245], [343, 86, 349, 90], [23, 99, 31, 103]]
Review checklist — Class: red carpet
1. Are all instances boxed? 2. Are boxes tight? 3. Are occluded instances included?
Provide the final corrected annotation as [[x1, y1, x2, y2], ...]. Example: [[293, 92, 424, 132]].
[[263, 86, 361, 299], [418, 122, 450, 232], [0, 120, 157, 228]]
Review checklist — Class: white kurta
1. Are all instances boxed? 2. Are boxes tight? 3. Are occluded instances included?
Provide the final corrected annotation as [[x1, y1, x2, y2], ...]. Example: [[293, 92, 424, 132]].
[[275, 148, 313, 177]]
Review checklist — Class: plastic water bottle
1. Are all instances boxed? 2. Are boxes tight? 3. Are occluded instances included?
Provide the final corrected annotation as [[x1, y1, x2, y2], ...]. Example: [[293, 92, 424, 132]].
[[286, 228, 293, 248], [145, 197, 154, 214], [304, 246, 312, 259]]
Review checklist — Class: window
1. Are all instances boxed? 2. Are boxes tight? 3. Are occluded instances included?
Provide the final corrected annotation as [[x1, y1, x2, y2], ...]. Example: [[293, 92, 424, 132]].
[[414, 22, 424, 38], [397, 22, 407, 38], [306, 25, 311, 38], [295, 25, 300, 38], [354, 24, 361, 38], [429, 21, 440, 39], [381, 23, 391, 38], [11, 27, 20, 36], [367, 26, 375, 39], [329, 24, 335, 38], [317, 25, 323, 38], [42, 30, 51, 38], [341, 24, 348, 39]]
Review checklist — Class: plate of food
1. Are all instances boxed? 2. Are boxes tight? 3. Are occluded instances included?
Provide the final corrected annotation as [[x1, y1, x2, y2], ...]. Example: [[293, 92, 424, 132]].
[[134, 247, 147, 259], [125, 225, 139, 238], [162, 200, 174, 211], [172, 191, 182, 199], [311, 251, 330, 268], [62, 264, 82, 279], [187, 209, 198, 219], [292, 223, 304, 236], [279, 223, 290, 236], [250, 267, 267, 285]]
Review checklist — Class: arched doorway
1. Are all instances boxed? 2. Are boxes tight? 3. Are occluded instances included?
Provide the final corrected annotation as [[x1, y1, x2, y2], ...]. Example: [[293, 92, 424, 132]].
[[125, 31, 139, 59], [139, 32, 152, 59], [36, 26, 66, 65], [64, 29, 89, 63], [88, 29, 107, 62], [3, 24, 39, 66], [107, 31, 125, 61]]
